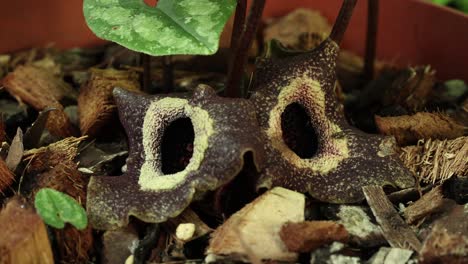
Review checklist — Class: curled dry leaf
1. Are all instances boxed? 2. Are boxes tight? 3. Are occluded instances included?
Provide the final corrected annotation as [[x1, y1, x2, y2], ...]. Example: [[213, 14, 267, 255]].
[[280, 221, 349, 253], [264, 8, 331, 48], [87, 85, 266, 230], [400, 136, 468, 184], [0, 158, 14, 194], [1, 65, 78, 137], [23, 136, 87, 174], [78, 68, 140, 137], [375, 112, 466, 146]]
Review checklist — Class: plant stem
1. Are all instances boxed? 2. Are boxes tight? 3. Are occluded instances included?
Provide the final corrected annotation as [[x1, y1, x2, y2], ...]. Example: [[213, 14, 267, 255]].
[[364, 0, 379, 80], [330, 0, 358, 45], [225, 0, 265, 98], [141, 53, 151, 93], [230, 0, 247, 50], [162, 56, 174, 93]]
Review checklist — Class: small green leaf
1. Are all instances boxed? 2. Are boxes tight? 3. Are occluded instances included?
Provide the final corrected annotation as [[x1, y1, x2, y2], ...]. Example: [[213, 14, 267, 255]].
[[83, 0, 236, 56], [34, 188, 88, 230], [430, 0, 452, 6]]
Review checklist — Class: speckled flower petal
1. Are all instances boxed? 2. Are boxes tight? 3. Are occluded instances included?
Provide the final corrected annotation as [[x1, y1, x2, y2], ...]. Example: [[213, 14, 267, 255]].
[[250, 39, 415, 203], [87, 85, 265, 230], [83, 0, 236, 55]]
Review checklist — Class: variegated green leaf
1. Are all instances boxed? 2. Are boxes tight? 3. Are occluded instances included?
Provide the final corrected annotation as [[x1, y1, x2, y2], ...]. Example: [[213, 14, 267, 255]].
[[83, 0, 236, 55], [34, 188, 88, 230]]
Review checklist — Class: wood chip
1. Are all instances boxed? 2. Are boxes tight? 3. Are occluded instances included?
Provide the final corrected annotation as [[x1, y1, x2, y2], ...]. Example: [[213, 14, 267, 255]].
[[0, 158, 14, 194], [5, 127, 23, 171], [1, 65, 78, 137], [78, 68, 140, 137], [400, 136, 468, 184], [335, 205, 385, 247], [207, 187, 305, 262], [368, 247, 413, 264], [420, 205, 468, 263], [403, 186, 446, 224], [375, 112, 465, 146], [362, 186, 422, 251], [0, 198, 54, 263], [280, 221, 348, 252]]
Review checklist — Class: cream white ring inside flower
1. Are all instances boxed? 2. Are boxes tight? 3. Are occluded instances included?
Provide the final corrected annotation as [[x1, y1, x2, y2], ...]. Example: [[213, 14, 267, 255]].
[[139, 97, 214, 190]]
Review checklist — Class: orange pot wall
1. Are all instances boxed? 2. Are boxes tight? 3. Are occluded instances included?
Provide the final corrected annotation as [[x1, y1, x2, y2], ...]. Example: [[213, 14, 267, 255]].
[[261, 0, 468, 82], [0, 0, 466, 81], [0, 0, 105, 53]]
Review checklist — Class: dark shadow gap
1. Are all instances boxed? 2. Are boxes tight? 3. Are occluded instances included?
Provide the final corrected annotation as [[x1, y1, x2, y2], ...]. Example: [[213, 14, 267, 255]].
[[281, 102, 319, 158], [161, 117, 194, 174]]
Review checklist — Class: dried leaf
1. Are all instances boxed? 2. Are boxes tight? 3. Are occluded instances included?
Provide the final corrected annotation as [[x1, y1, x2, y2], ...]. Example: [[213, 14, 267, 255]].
[[5, 127, 23, 171], [400, 137, 468, 184], [280, 221, 348, 253], [1, 65, 78, 137], [376, 112, 466, 146], [23, 107, 57, 149], [78, 68, 140, 137]]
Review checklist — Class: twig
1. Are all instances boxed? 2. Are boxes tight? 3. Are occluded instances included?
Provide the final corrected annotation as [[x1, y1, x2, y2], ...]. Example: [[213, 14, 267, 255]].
[[225, 0, 265, 98], [330, 0, 358, 44], [141, 53, 151, 93], [364, 0, 379, 80], [162, 56, 174, 93]]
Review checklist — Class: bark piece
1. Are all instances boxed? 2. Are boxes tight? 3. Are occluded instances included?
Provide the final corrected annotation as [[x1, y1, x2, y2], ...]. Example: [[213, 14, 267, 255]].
[[103, 226, 139, 264], [87, 85, 266, 230], [1, 65, 78, 137], [33, 160, 93, 263], [363, 186, 422, 251], [78, 68, 140, 137], [279, 221, 348, 253], [420, 205, 468, 263], [5, 128, 23, 171], [207, 187, 305, 262], [0, 198, 54, 264], [368, 247, 413, 264], [403, 186, 446, 225], [264, 8, 331, 48], [400, 137, 468, 184], [23, 136, 86, 174], [375, 112, 465, 146], [0, 158, 14, 194]]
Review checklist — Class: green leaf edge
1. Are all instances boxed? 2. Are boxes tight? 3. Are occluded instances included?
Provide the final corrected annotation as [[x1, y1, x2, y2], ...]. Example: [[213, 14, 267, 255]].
[[83, 0, 236, 56], [34, 188, 88, 230]]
